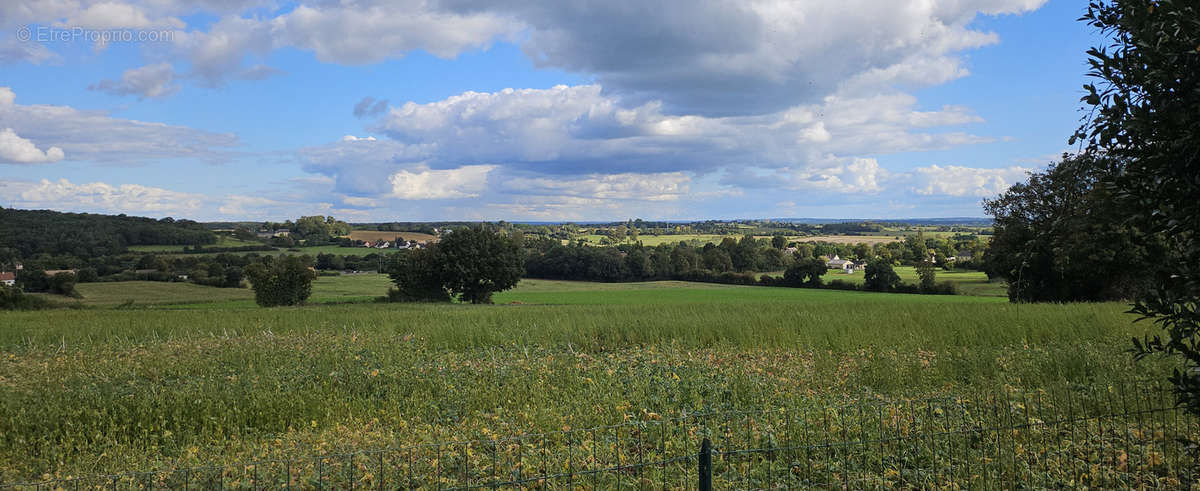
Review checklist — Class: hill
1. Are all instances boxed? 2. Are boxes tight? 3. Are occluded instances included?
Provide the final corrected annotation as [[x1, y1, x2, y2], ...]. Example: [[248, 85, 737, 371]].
[[0, 207, 216, 260]]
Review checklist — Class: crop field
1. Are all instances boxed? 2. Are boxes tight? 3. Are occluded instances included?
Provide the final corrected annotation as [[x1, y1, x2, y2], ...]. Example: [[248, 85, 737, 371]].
[[792, 234, 901, 245], [0, 277, 1183, 484], [347, 230, 437, 243]]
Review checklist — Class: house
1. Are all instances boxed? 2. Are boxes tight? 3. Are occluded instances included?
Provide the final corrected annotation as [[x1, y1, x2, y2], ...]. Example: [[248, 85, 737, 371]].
[[274, 229, 290, 237], [362, 241, 374, 248], [0, 272, 15, 287], [376, 241, 390, 249], [826, 255, 855, 272]]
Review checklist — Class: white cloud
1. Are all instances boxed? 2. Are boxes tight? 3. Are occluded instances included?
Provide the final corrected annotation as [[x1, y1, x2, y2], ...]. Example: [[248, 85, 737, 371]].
[[0, 128, 65, 164], [59, 2, 184, 30], [4, 1, 1042, 111], [341, 135, 377, 142], [6, 178, 204, 214], [0, 39, 60, 65], [0, 86, 238, 163], [501, 172, 691, 201], [910, 165, 1030, 197], [89, 62, 179, 99], [389, 165, 496, 199]]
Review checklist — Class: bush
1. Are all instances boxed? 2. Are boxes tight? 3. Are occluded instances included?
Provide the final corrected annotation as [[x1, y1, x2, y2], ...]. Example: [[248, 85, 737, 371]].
[[0, 285, 51, 310], [243, 256, 315, 307]]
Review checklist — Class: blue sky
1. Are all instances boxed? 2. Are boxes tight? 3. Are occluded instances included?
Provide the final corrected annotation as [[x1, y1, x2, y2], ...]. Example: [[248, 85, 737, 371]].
[[0, 0, 1099, 221]]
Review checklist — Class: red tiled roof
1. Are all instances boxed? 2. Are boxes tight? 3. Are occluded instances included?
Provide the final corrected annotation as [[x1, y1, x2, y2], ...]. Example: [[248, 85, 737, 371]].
[[0, 272, 15, 281]]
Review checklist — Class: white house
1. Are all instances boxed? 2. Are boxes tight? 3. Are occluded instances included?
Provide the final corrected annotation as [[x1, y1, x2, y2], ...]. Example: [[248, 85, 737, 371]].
[[826, 255, 855, 272], [0, 272, 15, 287]]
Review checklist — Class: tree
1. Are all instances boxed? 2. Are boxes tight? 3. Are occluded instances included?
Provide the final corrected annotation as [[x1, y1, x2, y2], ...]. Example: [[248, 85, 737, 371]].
[[916, 260, 937, 291], [1075, 0, 1200, 415], [393, 227, 524, 304], [243, 255, 315, 307], [771, 235, 787, 249], [863, 259, 901, 292], [983, 154, 1159, 302], [784, 257, 826, 287], [386, 248, 451, 302]]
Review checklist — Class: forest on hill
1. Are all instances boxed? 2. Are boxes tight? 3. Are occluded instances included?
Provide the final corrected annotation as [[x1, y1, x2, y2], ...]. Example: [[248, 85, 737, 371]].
[[0, 208, 216, 261]]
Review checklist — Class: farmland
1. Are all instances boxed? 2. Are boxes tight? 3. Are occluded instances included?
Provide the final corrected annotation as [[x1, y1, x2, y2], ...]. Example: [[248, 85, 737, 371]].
[[347, 230, 437, 243], [0, 277, 1178, 483]]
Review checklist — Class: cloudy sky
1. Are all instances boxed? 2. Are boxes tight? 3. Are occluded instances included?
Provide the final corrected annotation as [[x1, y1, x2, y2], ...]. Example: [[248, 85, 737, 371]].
[[0, 0, 1095, 221]]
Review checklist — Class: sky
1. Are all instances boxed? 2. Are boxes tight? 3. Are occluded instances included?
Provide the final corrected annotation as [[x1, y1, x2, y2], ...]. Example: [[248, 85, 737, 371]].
[[0, 0, 1100, 222]]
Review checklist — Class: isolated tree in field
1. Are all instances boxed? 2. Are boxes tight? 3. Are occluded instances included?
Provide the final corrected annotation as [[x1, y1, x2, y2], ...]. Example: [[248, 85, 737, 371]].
[[393, 227, 523, 304], [244, 255, 315, 307], [863, 259, 901, 292], [439, 227, 523, 303], [783, 257, 826, 287], [1073, 0, 1200, 414], [916, 260, 937, 290]]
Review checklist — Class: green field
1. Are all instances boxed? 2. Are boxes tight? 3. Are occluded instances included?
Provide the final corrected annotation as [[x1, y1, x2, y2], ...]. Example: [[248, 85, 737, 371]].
[[0, 276, 1174, 482], [37, 274, 396, 308], [828, 266, 1006, 297], [128, 236, 263, 253]]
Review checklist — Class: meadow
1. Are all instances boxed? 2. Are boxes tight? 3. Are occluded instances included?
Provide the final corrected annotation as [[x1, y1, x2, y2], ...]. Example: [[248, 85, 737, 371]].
[[0, 277, 1182, 484]]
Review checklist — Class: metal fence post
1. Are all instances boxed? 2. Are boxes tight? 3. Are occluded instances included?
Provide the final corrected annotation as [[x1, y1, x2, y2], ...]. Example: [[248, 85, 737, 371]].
[[698, 438, 712, 491]]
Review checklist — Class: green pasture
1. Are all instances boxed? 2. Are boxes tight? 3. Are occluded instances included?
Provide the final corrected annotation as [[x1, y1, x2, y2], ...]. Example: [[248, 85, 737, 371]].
[[128, 236, 262, 253], [823, 266, 1006, 297]]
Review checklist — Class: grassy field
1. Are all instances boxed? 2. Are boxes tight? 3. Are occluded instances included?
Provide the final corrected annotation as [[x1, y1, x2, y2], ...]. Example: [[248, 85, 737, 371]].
[[579, 233, 903, 246], [826, 266, 1006, 297], [38, 274, 396, 308], [128, 236, 262, 253], [0, 275, 1178, 482], [347, 230, 437, 243]]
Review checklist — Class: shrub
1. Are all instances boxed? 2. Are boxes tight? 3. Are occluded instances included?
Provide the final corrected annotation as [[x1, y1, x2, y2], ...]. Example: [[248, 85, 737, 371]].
[[243, 256, 315, 307]]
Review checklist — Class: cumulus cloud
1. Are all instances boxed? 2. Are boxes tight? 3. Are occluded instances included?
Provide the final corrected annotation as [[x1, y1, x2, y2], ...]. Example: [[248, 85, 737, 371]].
[[438, 0, 1045, 114], [4, 178, 205, 214], [89, 62, 179, 99], [5, 1, 1042, 110], [501, 172, 691, 201], [0, 86, 238, 163], [910, 165, 1030, 197], [369, 84, 988, 179], [0, 128, 65, 163], [389, 165, 496, 199]]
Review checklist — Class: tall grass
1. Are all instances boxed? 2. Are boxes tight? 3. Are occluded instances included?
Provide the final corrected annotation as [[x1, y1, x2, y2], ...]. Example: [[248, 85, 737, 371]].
[[0, 293, 1164, 482]]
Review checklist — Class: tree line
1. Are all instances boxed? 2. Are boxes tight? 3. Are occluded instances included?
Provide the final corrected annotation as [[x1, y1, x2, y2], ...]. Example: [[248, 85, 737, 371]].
[[0, 208, 216, 260]]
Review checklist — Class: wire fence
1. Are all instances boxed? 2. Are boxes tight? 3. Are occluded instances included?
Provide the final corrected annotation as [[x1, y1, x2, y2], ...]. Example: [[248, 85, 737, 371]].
[[3, 383, 1197, 489]]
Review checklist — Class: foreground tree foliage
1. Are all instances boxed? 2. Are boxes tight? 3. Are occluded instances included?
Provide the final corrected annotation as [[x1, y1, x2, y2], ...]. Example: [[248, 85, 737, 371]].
[[983, 154, 1161, 302], [387, 227, 523, 304], [1074, 0, 1200, 414], [244, 256, 315, 307]]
